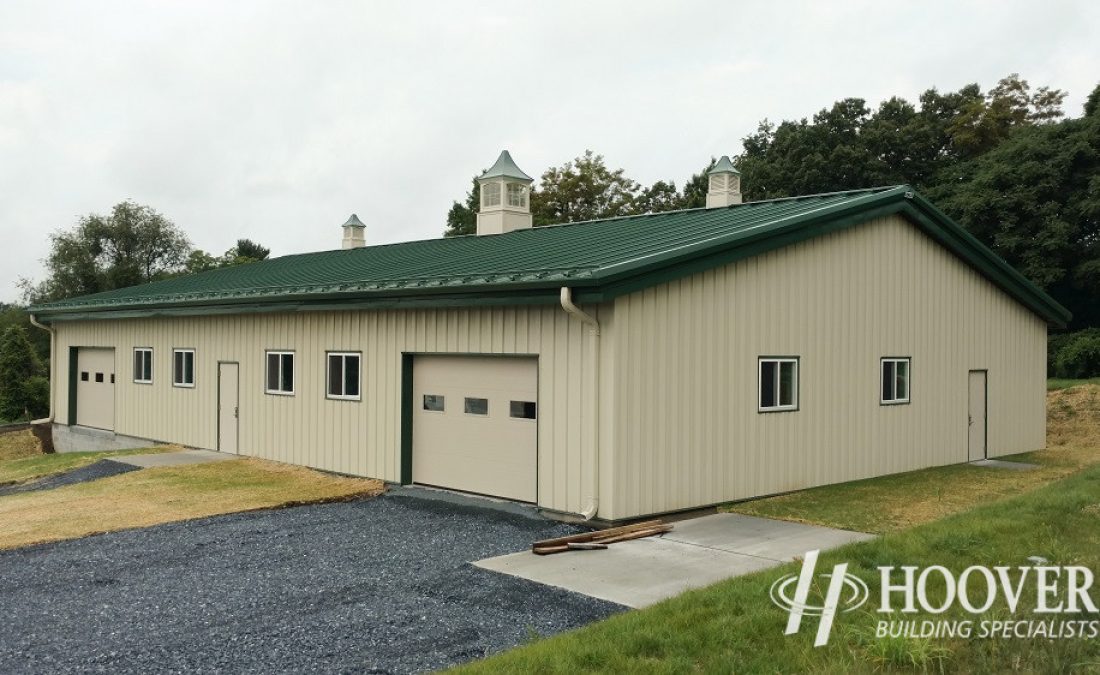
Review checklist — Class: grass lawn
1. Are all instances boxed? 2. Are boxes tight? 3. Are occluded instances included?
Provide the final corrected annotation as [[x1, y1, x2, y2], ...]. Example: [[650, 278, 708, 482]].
[[460, 387, 1100, 673], [725, 384, 1100, 533], [0, 458, 383, 550], [0, 446, 176, 485], [1048, 377, 1100, 391]]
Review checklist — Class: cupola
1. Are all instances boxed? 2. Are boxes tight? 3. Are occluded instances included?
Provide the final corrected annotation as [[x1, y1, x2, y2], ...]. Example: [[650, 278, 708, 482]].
[[476, 150, 534, 235], [705, 155, 742, 208], [341, 213, 366, 249]]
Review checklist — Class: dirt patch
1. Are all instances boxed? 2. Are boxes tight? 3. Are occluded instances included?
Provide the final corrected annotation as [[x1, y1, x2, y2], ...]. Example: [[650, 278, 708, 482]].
[[0, 430, 41, 462]]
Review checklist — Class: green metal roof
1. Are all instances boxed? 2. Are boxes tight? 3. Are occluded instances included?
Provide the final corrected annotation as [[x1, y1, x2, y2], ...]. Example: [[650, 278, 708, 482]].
[[709, 155, 740, 175], [479, 150, 533, 181], [30, 185, 1070, 327]]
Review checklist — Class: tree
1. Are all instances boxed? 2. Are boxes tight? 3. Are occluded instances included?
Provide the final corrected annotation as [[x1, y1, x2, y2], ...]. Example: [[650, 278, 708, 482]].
[[443, 176, 481, 237], [230, 239, 270, 263], [929, 84, 1100, 329], [21, 201, 192, 304], [532, 151, 642, 225], [0, 325, 47, 421]]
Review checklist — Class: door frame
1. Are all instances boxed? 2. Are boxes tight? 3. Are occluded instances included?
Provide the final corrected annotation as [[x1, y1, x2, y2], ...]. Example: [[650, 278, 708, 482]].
[[968, 369, 988, 461], [217, 361, 240, 454], [401, 351, 540, 503]]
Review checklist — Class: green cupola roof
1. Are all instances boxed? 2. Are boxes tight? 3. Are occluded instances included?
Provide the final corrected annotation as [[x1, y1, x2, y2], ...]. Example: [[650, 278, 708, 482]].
[[480, 150, 534, 182], [342, 214, 366, 228], [708, 155, 740, 175]]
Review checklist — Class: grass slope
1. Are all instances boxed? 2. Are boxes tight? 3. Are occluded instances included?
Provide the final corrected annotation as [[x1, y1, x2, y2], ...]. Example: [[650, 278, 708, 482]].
[[0, 447, 174, 485], [459, 463, 1100, 673], [0, 429, 40, 462], [0, 458, 383, 550]]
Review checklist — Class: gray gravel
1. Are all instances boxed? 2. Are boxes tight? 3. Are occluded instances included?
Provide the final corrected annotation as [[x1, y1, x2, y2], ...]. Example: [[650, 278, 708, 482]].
[[0, 459, 140, 496], [0, 492, 623, 674]]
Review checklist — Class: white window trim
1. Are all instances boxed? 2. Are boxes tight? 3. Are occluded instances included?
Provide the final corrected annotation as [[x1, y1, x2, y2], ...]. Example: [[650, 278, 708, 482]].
[[326, 351, 361, 401], [881, 357, 911, 405], [265, 350, 296, 396], [172, 348, 196, 389], [758, 357, 799, 412], [134, 347, 153, 385]]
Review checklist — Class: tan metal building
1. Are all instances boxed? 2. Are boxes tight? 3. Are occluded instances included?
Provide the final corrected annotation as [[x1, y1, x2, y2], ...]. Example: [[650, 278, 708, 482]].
[[30, 153, 1069, 522]]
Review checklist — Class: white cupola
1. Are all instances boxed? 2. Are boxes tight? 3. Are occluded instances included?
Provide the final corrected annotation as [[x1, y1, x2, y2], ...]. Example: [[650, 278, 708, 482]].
[[476, 150, 534, 235], [705, 155, 742, 208], [341, 213, 366, 249]]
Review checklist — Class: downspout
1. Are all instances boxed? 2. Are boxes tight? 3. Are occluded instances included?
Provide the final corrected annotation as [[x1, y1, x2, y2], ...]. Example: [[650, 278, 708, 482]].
[[28, 314, 54, 426], [559, 287, 600, 520]]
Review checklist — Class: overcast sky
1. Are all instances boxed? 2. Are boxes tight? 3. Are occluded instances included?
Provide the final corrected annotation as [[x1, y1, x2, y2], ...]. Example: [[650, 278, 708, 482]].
[[1, 1, 1097, 303]]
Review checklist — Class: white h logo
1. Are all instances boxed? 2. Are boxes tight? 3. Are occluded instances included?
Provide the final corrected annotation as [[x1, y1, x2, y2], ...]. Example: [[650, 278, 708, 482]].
[[770, 550, 869, 646]]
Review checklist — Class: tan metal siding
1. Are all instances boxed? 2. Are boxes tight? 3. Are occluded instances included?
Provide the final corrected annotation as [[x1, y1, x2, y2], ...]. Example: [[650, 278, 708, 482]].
[[607, 214, 1047, 520], [52, 305, 606, 515]]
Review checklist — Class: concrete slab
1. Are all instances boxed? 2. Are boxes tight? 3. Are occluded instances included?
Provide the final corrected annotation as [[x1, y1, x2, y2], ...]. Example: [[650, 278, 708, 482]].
[[111, 449, 238, 468], [474, 513, 874, 608], [971, 458, 1039, 471]]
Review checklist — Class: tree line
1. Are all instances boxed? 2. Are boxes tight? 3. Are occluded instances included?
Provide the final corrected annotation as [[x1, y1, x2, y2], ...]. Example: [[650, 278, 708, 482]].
[[1, 203, 271, 423], [445, 74, 1100, 376]]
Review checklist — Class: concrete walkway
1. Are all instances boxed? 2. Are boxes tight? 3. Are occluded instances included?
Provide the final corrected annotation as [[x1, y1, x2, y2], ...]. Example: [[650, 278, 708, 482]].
[[474, 513, 874, 607], [111, 449, 238, 468]]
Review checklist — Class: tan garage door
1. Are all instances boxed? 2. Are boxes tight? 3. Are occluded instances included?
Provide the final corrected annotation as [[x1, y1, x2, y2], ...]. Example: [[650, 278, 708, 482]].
[[412, 355, 537, 502], [76, 348, 115, 430]]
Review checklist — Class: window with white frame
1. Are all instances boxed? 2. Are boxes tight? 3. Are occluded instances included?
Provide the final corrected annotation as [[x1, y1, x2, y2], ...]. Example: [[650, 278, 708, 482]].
[[326, 352, 360, 400], [481, 182, 501, 207], [134, 348, 153, 384], [506, 182, 527, 208], [266, 351, 295, 395], [172, 349, 195, 388], [759, 357, 798, 411], [881, 357, 911, 404]]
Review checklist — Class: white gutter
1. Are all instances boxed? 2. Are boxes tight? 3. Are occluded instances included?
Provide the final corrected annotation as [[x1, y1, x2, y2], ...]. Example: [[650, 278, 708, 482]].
[[559, 287, 600, 520], [28, 314, 54, 426]]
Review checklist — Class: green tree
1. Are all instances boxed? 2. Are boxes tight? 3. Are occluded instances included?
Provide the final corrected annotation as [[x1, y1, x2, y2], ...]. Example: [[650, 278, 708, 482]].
[[20, 201, 192, 303], [0, 325, 47, 421], [229, 238, 270, 263], [532, 151, 641, 225], [929, 85, 1100, 328], [443, 176, 481, 237]]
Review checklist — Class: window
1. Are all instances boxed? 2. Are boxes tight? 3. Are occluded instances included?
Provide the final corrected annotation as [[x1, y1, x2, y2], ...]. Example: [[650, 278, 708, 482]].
[[481, 182, 501, 207], [326, 352, 360, 400], [134, 348, 153, 384], [881, 358, 911, 405], [81, 372, 89, 382], [94, 373, 104, 383], [510, 400, 537, 419], [422, 395, 445, 412], [506, 182, 527, 208], [265, 351, 294, 395], [464, 397, 488, 415], [173, 349, 195, 388], [759, 357, 798, 412]]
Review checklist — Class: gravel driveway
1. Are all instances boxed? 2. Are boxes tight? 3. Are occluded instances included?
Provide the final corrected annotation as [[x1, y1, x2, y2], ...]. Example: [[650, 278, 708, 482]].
[[0, 492, 622, 673]]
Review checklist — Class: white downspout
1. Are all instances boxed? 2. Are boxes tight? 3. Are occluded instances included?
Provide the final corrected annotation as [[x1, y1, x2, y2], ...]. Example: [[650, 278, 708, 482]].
[[559, 287, 600, 520], [28, 314, 54, 426]]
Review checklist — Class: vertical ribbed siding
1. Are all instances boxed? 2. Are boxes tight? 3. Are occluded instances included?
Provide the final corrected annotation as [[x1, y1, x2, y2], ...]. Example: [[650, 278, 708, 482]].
[[607, 214, 1047, 520], [52, 304, 606, 516]]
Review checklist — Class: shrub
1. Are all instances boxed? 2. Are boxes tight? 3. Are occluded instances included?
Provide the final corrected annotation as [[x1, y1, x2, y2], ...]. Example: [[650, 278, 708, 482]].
[[0, 325, 45, 421], [1054, 330, 1100, 378]]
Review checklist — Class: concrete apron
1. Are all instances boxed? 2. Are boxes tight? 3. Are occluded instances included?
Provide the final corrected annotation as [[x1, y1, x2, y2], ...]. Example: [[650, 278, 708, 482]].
[[474, 513, 875, 608], [111, 449, 238, 468]]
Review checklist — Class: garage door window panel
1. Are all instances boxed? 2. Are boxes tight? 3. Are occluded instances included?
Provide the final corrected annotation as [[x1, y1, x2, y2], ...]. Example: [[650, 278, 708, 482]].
[[326, 352, 361, 401], [509, 401, 536, 419], [464, 397, 489, 415], [759, 357, 798, 412], [422, 395, 445, 412], [134, 348, 153, 384], [173, 349, 195, 388], [266, 351, 295, 396]]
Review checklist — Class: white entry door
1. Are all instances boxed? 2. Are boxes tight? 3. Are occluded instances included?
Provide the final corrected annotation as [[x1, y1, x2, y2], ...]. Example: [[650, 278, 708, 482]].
[[412, 355, 537, 502], [218, 363, 240, 454], [76, 348, 115, 430], [968, 370, 987, 461]]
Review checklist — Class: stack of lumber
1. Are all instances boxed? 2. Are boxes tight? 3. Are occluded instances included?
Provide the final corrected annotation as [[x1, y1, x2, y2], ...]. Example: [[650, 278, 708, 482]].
[[531, 519, 672, 555]]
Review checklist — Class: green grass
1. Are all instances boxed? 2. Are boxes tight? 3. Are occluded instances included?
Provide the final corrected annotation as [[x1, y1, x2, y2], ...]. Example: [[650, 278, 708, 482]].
[[1048, 377, 1100, 391], [0, 447, 173, 485], [457, 465, 1100, 673]]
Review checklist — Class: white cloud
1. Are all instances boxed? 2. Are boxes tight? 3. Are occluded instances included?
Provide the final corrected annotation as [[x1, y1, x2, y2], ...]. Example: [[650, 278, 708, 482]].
[[1, 0, 1097, 302]]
